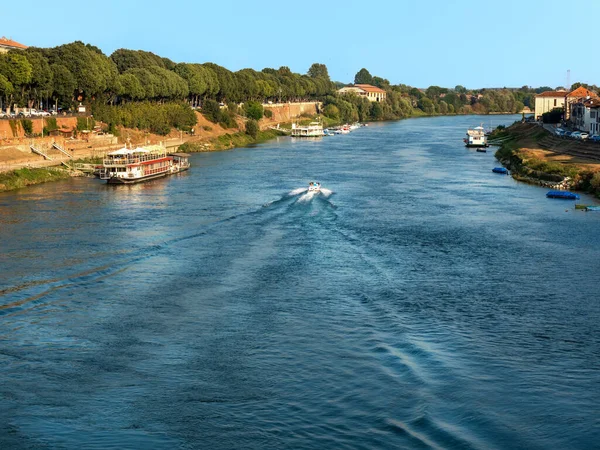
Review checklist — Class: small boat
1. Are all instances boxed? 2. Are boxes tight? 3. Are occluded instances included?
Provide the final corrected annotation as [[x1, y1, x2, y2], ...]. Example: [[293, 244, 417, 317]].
[[476, 148, 487, 153], [308, 181, 321, 192], [585, 205, 600, 211], [546, 190, 580, 200], [492, 167, 509, 174]]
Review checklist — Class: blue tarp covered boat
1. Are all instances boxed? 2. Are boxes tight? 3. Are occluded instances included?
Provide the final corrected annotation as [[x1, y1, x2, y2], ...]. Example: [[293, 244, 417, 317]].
[[492, 167, 508, 174], [546, 190, 580, 200]]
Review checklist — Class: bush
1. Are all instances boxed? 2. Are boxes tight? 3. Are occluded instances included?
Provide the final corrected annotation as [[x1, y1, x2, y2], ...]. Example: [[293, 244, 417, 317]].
[[21, 119, 33, 136], [264, 109, 273, 119], [219, 109, 238, 129], [542, 108, 563, 124], [76, 117, 95, 131], [246, 119, 259, 138], [591, 172, 600, 190], [202, 99, 221, 123], [244, 101, 263, 120], [323, 104, 340, 120]]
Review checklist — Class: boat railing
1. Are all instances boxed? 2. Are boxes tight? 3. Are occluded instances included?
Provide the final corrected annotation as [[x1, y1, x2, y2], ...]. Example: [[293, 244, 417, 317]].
[[103, 152, 167, 166]]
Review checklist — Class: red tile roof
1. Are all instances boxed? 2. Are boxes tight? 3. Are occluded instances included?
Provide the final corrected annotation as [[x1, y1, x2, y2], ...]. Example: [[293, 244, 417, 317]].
[[567, 86, 597, 99], [535, 90, 568, 98], [0, 36, 27, 49], [354, 84, 386, 94]]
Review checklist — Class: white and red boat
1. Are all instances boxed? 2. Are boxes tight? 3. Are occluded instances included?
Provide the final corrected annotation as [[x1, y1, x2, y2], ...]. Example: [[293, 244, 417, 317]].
[[99, 145, 190, 184]]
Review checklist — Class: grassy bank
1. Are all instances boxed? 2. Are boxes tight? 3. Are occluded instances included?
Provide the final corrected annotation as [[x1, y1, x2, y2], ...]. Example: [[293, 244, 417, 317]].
[[493, 123, 600, 197], [0, 167, 71, 192], [179, 128, 288, 152]]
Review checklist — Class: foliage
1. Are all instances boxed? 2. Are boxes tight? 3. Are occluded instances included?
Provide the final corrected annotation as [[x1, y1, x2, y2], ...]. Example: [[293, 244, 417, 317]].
[[178, 142, 204, 153], [246, 119, 259, 138], [91, 101, 196, 135], [542, 108, 563, 124], [263, 109, 273, 119], [0, 167, 70, 192], [76, 116, 95, 131], [20, 119, 33, 135], [202, 99, 221, 123], [244, 101, 263, 120], [354, 68, 373, 85], [323, 104, 340, 120]]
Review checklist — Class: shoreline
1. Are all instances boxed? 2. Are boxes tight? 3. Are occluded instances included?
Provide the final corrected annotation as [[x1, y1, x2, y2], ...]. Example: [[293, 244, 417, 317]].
[[493, 122, 600, 198], [0, 112, 523, 193]]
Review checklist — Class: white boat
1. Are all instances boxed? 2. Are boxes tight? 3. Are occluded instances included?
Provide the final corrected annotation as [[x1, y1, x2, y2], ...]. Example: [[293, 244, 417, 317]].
[[99, 145, 190, 184], [464, 126, 488, 148], [308, 181, 321, 192], [291, 121, 324, 137]]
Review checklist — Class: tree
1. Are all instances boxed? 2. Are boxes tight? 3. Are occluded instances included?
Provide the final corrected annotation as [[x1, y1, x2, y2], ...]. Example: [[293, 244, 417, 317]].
[[370, 102, 384, 120], [244, 101, 263, 120], [50, 64, 76, 107], [307, 63, 330, 81], [323, 104, 339, 120], [354, 68, 373, 85], [246, 119, 259, 138]]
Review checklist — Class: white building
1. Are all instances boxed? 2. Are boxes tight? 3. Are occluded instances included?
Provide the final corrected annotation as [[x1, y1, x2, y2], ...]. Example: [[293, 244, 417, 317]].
[[534, 90, 567, 120], [337, 84, 386, 102]]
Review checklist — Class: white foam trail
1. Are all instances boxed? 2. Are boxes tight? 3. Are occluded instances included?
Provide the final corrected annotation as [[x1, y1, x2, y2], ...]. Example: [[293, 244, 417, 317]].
[[298, 191, 316, 203], [320, 188, 333, 197], [289, 187, 308, 196]]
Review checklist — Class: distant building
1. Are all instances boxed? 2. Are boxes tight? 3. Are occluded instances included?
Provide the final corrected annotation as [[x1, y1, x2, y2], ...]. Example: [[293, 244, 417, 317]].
[[337, 84, 386, 102], [565, 86, 598, 121], [534, 90, 567, 119], [0, 36, 27, 53]]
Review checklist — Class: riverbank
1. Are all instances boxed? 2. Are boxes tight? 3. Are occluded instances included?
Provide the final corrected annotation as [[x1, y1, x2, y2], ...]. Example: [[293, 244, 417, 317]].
[[493, 122, 600, 197]]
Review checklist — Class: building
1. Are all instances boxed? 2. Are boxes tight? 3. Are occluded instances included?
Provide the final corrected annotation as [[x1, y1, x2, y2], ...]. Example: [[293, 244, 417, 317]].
[[337, 84, 386, 102], [565, 86, 598, 121], [571, 97, 600, 134], [534, 90, 567, 120], [0, 36, 27, 53]]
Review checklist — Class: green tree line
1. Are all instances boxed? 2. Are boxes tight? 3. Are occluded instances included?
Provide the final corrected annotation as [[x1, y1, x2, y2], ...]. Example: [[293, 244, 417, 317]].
[[0, 42, 563, 135]]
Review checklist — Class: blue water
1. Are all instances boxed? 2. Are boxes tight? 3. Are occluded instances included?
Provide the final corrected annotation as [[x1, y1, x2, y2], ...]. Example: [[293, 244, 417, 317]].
[[1, 115, 599, 449]]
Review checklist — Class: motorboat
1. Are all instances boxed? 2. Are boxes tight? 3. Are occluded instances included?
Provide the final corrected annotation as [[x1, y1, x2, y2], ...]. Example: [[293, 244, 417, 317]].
[[492, 167, 509, 174], [308, 182, 321, 192]]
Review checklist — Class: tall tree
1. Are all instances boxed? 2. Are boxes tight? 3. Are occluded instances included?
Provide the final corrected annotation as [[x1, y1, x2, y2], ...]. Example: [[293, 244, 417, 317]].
[[354, 68, 373, 85], [307, 63, 330, 81]]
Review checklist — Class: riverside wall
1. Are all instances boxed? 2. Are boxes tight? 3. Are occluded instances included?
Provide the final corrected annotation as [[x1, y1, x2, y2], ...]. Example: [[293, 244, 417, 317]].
[[261, 102, 321, 129]]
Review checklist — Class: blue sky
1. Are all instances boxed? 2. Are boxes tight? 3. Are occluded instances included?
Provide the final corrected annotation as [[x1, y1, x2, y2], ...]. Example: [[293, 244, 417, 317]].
[[2, 0, 596, 89]]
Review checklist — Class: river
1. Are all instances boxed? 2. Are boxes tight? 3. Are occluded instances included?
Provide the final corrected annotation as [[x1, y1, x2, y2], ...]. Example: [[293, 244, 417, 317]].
[[1, 115, 599, 449]]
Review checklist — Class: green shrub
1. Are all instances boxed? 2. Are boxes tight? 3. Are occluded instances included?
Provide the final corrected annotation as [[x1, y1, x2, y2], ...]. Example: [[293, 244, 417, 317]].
[[244, 101, 263, 120], [246, 119, 259, 138], [202, 125, 212, 131], [264, 109, 273, 119], [21, 119, 33, 136], [202, 99, 221, 123]]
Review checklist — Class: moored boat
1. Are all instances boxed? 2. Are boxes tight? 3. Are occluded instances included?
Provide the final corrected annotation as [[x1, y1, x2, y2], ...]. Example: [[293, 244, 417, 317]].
[[546, 190, 580, 200], [492, 167, 509, 174], [99, 145, 190, 184], [464, 126, 488, 148], [291, 121, 324, 137]]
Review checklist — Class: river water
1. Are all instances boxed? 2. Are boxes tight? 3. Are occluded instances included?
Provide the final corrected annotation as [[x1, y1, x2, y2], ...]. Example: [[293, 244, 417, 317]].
[[1, 115, 599, 449]]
